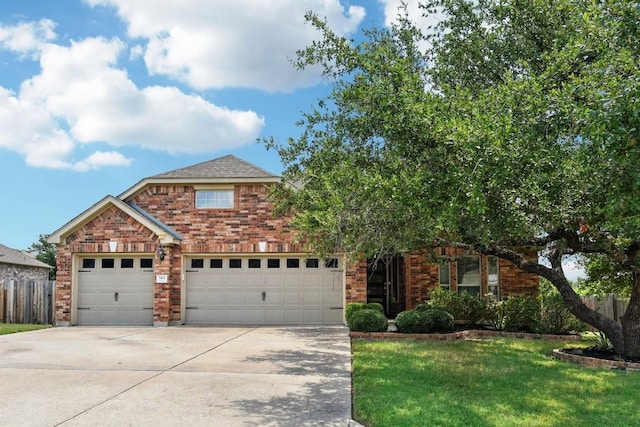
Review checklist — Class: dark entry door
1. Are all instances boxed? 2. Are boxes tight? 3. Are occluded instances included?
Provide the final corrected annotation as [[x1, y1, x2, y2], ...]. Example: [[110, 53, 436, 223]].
[[367, 257, 405, 317]]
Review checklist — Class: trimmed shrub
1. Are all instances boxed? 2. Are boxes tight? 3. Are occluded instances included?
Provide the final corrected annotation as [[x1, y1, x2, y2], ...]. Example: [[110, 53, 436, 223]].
[[428, 288, 486, 326], [345, 302, 367, 324], [348, 309, 388, 332], [426, 308, 455, 333], [346, 302, 386, 325], [395, 310, 433, 334]]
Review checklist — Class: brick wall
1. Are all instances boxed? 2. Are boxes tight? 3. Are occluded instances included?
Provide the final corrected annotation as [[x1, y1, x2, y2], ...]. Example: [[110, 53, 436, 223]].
[[55, 183, 302, 324], [345, 248, 540, 313]]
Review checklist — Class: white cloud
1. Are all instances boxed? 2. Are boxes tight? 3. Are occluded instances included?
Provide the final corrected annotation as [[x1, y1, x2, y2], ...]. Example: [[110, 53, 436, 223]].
[[1, 33, 265, 170], [85, 0, 366, 92], [0, 19, 56, 57]]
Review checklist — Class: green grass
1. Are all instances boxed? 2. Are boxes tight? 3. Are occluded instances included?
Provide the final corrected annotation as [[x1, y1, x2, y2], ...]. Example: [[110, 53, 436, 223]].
[[352, 338, 640, 427], [0, 323, 51, 335]]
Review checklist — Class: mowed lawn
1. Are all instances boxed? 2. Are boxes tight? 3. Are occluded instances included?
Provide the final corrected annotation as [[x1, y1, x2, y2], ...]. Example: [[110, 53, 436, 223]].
[[352, 338, 639, 427], [0, 323, 50, 335]]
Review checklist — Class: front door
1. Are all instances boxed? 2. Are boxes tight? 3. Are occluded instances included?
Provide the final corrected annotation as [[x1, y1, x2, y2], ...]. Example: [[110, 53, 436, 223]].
[[366, 257, 405, 317]]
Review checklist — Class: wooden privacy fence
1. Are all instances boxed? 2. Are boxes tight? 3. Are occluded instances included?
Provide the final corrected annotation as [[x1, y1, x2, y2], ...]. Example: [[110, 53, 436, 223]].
[[0, 280, 55, 325], [581, 295, 629, 324]]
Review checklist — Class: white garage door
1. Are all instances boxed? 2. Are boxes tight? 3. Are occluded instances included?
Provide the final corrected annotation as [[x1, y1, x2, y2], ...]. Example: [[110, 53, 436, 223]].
[[185, 256, 344, 325], [77, 256, 154, 326]]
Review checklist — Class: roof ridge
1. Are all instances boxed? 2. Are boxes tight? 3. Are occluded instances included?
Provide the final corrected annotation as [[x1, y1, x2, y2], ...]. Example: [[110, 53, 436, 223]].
[[149, 154, 278, 179]]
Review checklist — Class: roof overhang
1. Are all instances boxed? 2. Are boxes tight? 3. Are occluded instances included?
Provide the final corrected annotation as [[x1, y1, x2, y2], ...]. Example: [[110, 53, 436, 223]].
[[47, 195, 182, 246], [119, 177, 280, 201]]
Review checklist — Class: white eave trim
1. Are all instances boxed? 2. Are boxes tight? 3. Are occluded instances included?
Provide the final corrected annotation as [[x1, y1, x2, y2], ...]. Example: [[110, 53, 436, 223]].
[[119, 177, 280, 201]]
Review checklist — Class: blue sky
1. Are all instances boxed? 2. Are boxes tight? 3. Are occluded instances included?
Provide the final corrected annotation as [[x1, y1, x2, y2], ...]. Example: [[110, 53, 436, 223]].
[[0, 0, 413, 250], [0, 1, 586, 280]]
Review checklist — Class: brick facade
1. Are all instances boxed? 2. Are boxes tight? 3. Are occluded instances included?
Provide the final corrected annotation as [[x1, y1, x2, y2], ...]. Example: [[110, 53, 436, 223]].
[[51, 156, 540, 326], [345, 248, 540, 312]]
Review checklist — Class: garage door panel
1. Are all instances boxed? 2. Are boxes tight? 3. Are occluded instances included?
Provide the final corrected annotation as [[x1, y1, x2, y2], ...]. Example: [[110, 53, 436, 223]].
[[77, 256, 153, 326], [185, 256, 343, 325]]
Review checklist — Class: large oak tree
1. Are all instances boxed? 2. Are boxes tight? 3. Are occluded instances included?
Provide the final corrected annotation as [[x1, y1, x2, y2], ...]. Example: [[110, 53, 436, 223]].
[[267, 0, 640, 357]]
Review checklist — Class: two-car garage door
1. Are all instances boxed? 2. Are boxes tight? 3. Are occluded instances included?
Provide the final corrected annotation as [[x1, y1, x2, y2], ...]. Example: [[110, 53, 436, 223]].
[[76, 255, 345, 326], [185, 256, 344, 325], [77, 256, 154, 326]]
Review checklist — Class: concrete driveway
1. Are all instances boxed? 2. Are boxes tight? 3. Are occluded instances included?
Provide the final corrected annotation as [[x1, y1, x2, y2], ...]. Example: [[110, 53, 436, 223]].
[[0, 326, 352, 426]]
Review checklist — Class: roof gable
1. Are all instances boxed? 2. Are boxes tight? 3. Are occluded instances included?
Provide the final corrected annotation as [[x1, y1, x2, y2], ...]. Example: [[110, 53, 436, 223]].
[[0, 244, 52, 269], [151, 154, 278, 179], [47, 196, 182, 245], [119, 154, 280, 201]]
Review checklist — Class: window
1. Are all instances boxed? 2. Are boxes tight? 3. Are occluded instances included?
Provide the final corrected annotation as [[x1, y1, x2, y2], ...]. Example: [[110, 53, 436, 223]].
[[210, 259, 223, 269], [82, 259, 95, 269], [457, 256, 481, 296], [196, 190, 234, 208], [325, 258, 339, 269], [102, 258, 115, 269], [248, 259, 261, 268], [286, 258, 300, 268], [191, 259, 204, 269], [267, 259, 280, 269], [121, 258, 134, 269], [229, 259, 242, 269], [306, 258, 319, 268], [140, 258, 153, 269], [488, 256, 499, 298], [438, 262, 450, 290]]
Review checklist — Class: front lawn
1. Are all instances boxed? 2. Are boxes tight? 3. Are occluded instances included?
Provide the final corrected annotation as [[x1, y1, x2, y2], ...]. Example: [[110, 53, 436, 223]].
[[0, 323, 50, 335], [352, 338, 639, 427]]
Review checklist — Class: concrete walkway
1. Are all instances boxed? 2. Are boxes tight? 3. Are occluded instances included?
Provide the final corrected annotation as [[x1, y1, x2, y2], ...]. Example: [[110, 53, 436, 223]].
[[0, 326, 352, 426]]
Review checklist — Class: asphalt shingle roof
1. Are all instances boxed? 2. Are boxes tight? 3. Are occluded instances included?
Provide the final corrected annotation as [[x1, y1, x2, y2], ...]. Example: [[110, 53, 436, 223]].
[[150, 154, 278, 179], [0, 243, 52, 269]]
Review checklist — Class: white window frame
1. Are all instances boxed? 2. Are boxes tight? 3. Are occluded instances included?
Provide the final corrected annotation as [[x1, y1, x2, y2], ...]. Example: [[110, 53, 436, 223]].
[[438, 261, 451, 290], [195, 190, 234, 209], [487, 256, 500, 298]]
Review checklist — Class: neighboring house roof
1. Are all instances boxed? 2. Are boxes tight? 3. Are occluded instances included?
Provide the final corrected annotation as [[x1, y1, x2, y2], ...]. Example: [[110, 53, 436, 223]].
[[120, 154, 280, 200], [0, 243, 52, 269], [47, 196, 182, 245]]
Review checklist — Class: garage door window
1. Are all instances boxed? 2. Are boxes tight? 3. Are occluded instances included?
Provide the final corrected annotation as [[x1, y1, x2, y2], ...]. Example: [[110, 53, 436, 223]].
[[141, 258, 153, 268], [210, 259, 223, 268], [306, 258, 319, 268], [229, 259, 242, 268], [325, 258, 339, 268], [191, 259, 204, 269], [102, 259, 115, 269], [82, 259, 96, 269], [287, 258, 300, 268], [268, 259, 280, 268], [248, 259, 261, 268], [121, 258, 134, 268]]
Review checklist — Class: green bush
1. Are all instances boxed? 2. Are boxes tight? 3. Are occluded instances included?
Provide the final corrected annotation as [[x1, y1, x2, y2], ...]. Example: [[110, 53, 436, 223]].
[[348, 309, 388, 332], [428, 288, 486, 326], [395, 308, 454, 334], [346, 302, 367, 324], [395, 310, 433, 334], [346, 302, 386, 325], [501, 296, 541, 332], [536, 289, 587, 334]]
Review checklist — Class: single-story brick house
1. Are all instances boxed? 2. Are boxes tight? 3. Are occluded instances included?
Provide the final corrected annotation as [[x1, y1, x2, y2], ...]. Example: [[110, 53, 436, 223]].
[[0, 243, 52, 282], [48, 155, 538, 326]]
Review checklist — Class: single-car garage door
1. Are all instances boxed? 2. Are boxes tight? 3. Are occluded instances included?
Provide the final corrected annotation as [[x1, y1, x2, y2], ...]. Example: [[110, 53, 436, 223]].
[[185, 256, 344, 325], [77, 256, 154, 326]]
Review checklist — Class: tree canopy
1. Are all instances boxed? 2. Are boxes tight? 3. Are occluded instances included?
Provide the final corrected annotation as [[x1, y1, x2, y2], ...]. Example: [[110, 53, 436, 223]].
[[28, 234, 56, 280], [267, 0, 640, 357]]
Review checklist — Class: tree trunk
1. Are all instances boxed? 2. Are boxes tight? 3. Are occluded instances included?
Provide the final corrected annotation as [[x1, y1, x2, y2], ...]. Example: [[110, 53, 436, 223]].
[[621, 272, 640, 359]]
